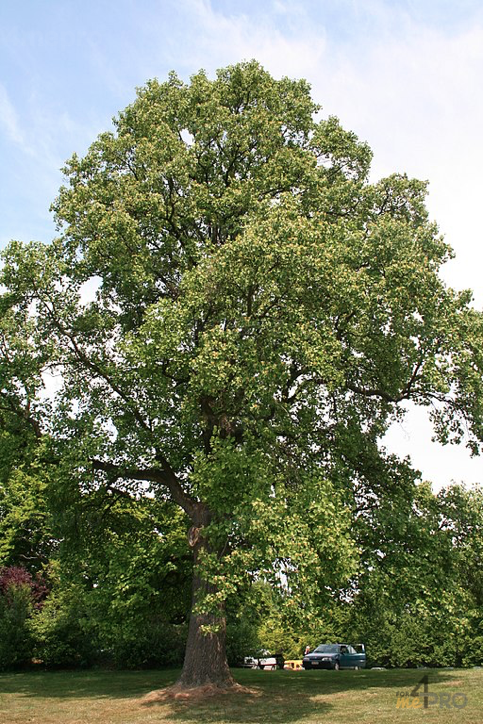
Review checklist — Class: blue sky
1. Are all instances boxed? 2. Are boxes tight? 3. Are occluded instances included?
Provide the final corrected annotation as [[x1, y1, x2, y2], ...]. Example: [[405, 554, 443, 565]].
[[1, 0, 483, 488]]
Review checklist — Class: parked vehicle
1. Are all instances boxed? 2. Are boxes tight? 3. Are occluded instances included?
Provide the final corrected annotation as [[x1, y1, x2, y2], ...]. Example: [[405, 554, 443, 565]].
[[302, 643, 366, 670], [242, 652, 285, 670]]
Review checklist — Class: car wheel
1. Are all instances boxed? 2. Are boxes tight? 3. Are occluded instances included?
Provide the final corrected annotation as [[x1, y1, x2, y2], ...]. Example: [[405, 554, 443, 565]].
[[334, 662, 340, 671], [354, 666, 360, 670]]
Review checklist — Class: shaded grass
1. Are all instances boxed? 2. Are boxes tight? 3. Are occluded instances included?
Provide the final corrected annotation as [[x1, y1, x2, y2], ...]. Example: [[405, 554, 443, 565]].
[[0, 667, 481, 724]]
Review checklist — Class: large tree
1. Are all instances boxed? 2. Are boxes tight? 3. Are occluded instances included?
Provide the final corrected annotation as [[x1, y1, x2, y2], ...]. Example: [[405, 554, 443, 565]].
[[2, 61, 483, 690]]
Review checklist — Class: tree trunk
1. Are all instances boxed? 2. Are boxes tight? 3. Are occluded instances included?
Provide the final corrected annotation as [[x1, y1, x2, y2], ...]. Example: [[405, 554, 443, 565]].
[[176, 524, 234, 689]]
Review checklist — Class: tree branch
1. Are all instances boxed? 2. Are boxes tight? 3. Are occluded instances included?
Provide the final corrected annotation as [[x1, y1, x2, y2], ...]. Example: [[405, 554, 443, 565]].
[[90, 458, 198, 519]]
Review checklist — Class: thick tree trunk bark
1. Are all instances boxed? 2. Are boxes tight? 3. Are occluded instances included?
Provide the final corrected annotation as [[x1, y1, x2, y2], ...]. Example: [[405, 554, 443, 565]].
[[176, 520, 234, 689]]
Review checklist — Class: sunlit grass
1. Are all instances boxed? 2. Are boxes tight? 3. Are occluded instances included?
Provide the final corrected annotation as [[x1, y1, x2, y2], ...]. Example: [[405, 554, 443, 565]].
[[0, 667, 481, 723]]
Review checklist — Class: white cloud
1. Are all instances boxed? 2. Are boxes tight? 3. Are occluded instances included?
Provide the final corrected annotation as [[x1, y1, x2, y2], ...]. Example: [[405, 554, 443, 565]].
[[307, 20, 483, 305], [0, 82, 25, 146], [164, 0, 328, 78]]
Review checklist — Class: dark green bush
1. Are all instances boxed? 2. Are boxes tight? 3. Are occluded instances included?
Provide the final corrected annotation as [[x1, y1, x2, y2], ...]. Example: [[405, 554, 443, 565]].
[[0, 582, 34, 670], [30, 584, 98, 668], [99, 617, 187, 668], [0, 566, 43, 670]]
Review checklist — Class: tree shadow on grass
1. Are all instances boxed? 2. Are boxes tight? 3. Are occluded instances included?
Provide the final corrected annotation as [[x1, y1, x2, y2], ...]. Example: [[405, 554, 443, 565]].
[[141, 684, 333, 724], [0, 669, 177, 700], [0, 666, 461, 724], [140, 668, 460, 724]]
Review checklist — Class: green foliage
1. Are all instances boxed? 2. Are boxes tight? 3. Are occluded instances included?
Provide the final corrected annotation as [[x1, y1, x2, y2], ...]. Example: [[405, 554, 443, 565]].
[[0, 571, 34, 670], [101, 619, 187, 669], [344, 482, 483, 668], [30, 582, 97, 668], [0, 465, 55, 574], [36, 489, 191, 668], [226, 615, 261, 667]]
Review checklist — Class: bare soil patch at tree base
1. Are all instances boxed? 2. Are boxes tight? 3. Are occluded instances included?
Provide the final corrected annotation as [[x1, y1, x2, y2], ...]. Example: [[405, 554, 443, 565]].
[[142, 680, 260, 703]]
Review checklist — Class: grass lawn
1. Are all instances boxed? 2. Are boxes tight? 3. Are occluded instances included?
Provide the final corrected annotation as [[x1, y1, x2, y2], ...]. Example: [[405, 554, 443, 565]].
[[0, 667, 481, 724]]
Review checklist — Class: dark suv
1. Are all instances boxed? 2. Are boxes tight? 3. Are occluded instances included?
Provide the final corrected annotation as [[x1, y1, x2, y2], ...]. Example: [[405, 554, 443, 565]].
[[302, 643, 366, 670]]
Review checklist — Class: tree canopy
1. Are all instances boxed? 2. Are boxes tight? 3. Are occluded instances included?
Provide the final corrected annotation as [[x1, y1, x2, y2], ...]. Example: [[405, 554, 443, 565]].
[[2, 60, 483, 689]]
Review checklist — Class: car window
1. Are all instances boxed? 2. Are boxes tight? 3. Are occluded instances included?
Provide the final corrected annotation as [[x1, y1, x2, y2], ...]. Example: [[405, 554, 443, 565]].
[[313, 645, 339, 654]]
